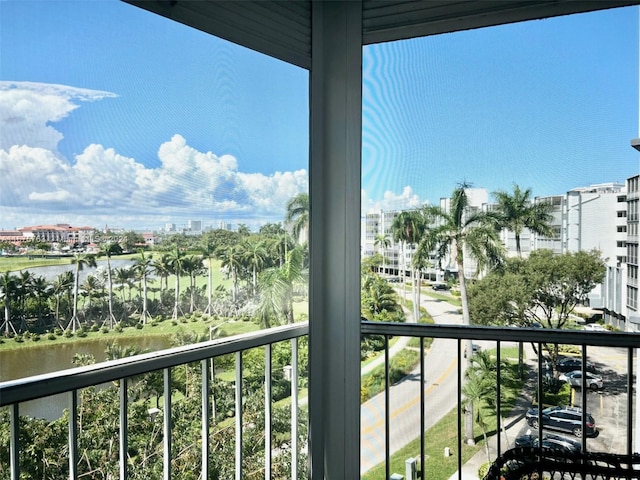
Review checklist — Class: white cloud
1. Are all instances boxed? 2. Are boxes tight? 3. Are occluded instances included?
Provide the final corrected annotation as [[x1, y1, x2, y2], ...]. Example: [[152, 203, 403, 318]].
[[0, 81, 117, 152], [362, 185, 426, 213], [0, 83, 309, 228]]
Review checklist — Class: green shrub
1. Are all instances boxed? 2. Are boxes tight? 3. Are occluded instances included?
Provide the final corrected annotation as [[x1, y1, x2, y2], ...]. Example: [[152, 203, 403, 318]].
[[478, 461, 491, 479], [64, 330, 73, 338], [32, 334, 41, 342], [54, 328, 63, 336], [90, 324, 100, 332], [114, 324, 123, 333], [48, 333, 57, 340], [77, 329, 87, 338], [135, 322, 143, 329], [101, 327, 109, 334], [14, 335, 24, 343]]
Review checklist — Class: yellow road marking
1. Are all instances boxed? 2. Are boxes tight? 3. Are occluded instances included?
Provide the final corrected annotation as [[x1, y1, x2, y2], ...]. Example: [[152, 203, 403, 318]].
[[362, 357, 458, 435]]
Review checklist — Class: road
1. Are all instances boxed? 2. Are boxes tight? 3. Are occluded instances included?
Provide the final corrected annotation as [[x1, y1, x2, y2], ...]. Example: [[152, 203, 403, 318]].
[[360, 290, 635, 475], [360, 293, 465, 474]]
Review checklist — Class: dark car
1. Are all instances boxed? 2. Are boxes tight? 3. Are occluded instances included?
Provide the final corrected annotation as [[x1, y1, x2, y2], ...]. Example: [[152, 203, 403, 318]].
[[514, 433, 582, 453], [555, 357, 596, 373], [525, 405, 597, 437], [431, 283, 449, 291]]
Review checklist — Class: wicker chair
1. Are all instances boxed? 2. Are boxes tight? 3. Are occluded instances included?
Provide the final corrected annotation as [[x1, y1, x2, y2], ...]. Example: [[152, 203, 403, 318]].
[[483, 447, 640, 480]]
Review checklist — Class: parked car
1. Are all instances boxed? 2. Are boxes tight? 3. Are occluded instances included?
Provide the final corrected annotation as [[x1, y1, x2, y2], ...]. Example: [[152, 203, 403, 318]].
[[584, 323, 607, 332], [559, 370, 603, 390], [555, 357, 596, 373], [525, 405, 597, 437], [431, 283, 449, 291], [388, 276, 402, 283], [514, 433, 582, 453]]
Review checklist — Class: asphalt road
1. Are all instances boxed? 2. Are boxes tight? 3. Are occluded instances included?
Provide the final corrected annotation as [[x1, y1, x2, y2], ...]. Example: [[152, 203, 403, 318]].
[[360, 290, 637, 475], [360, 293, 465, 474]]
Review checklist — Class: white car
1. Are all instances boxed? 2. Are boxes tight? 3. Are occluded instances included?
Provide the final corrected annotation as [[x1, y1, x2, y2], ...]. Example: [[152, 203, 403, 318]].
[[583, 323, 607, 332], [559, 370, 604, 390]]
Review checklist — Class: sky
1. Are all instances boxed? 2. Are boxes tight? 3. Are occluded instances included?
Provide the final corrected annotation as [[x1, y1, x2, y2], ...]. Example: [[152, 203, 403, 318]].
[[1, 1, 638, 231]]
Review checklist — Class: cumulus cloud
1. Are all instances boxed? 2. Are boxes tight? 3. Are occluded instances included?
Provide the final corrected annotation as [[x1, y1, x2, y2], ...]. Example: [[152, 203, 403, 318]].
[[0, 81, 118, 152], [362, 185, 426, 213], [0, 82, 309, 228]]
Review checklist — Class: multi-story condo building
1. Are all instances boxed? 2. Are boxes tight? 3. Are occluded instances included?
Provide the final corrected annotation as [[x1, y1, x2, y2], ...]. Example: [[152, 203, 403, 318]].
[[626, 173, 639, 330]]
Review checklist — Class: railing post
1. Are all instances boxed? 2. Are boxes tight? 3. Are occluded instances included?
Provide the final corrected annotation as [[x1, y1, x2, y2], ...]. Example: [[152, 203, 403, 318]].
[[385, 334, 391, 480], [265, 345, 272, 480], [235, 351, 243, 480], [163, 368, 172, 480], [10, 403, 19, 480], [119, 378, 128, 480], [291, 338, 299, 480], [69, 389, 78, 480], [201, 359, 210, 478]]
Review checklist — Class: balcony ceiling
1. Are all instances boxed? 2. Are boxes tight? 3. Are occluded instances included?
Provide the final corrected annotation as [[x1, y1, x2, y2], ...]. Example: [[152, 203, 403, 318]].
[[126, 0, 639, 69]]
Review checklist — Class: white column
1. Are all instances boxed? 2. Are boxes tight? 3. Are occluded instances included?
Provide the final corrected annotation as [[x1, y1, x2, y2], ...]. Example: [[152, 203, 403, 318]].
[[309, 1, 363, 478]]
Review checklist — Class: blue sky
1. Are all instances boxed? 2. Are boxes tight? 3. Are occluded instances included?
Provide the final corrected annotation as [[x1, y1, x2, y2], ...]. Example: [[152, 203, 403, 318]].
[[1, 1, 638, 230]]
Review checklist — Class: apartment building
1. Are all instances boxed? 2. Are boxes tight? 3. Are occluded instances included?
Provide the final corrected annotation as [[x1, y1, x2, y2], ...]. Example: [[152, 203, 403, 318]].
[[17, 223, 95, 245], [626, 173, 639, 330]]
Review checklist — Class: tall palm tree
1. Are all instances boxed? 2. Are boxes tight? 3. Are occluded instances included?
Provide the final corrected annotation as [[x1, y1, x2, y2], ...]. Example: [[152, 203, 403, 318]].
[[425, 182, 504, 443], [51, 271, 73, 328], [0, 272, 17, 335], [181, 255, 204, 313], [374, 233, 391, 274], [257, 246, 306, 327], [152, 252, 172, 306], [391, 210, 425, 307], [97, 242, 121, 328], [80, 274, 102, 312], [68, 253, 97, 332], [242, 237, 267, 297], [169, 246, 186, 320], [217, 244, 243, 304], [493, 184, 554, 257], [285, 192, 309, 243], [199, 240, 217, 316], [134, 250, 154, 323]]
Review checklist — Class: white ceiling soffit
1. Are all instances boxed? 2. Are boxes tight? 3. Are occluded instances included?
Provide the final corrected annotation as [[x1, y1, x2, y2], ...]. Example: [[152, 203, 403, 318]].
[[126, 0, 312, 69], [125, 1, 638, 69]]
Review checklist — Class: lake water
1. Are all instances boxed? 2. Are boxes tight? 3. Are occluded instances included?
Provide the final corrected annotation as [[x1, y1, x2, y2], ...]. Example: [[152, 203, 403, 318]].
[[18, 258, 139, 282], [0, 336, 170, 420]]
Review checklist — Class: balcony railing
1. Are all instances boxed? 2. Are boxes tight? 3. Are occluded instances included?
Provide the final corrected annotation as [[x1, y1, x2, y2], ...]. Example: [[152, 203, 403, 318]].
[[2, 321, 639, 480], [0, 322, 308, 480]]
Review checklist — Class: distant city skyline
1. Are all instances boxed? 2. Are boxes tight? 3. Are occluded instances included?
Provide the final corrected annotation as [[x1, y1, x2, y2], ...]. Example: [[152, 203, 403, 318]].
[[1, 2, 638, 231]]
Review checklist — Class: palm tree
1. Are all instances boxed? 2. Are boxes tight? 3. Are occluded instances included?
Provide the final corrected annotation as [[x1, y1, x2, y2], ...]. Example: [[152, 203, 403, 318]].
[[134, 251, 154, 323], [51, 271, 73, 328], [68, 253, 97, 332], [169, 247, 186, 320], [217, 244, 243, 304], [181, 255, 204, 313], [257, 246, 306, 327], [97, 242, 121, 328], [30, 275, 52, 328], [493, 184, 554, 257], [391, 210, 425, 308], [0, 272, 17, 335], [242, 237, 267, 297], [199, 240, 217, 316], [152, 253, 172, 306], [425, 182, 504, 443], [285, 192, 309, 243], [374, 233, 391, 274], [114, 266, 135, 304]]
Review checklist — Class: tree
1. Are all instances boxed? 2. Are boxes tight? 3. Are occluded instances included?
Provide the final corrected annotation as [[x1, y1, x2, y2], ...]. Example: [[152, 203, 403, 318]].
[[134, 250, 154, 323], [217, 244, 243, 304], [181, 255, 204, 313], [285, 193, 309, 243], [391, 210, 426, 319], [373, 233, 391, 274], [68, 253, 97, 332], [425, 182, 505, 444], [242, 237, 267, 297], [199, 239, 218, 316], [169, 246, 187, 320], [257, 246, 306, 327], [97, 242, 122, 328], [0, 272, 17, 335], [493, 184, 554, 257], [121, 231, 145, 252], [361, 273, 403, 321], [469, 249, 606, 374], [51, 271, 74, 327]]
